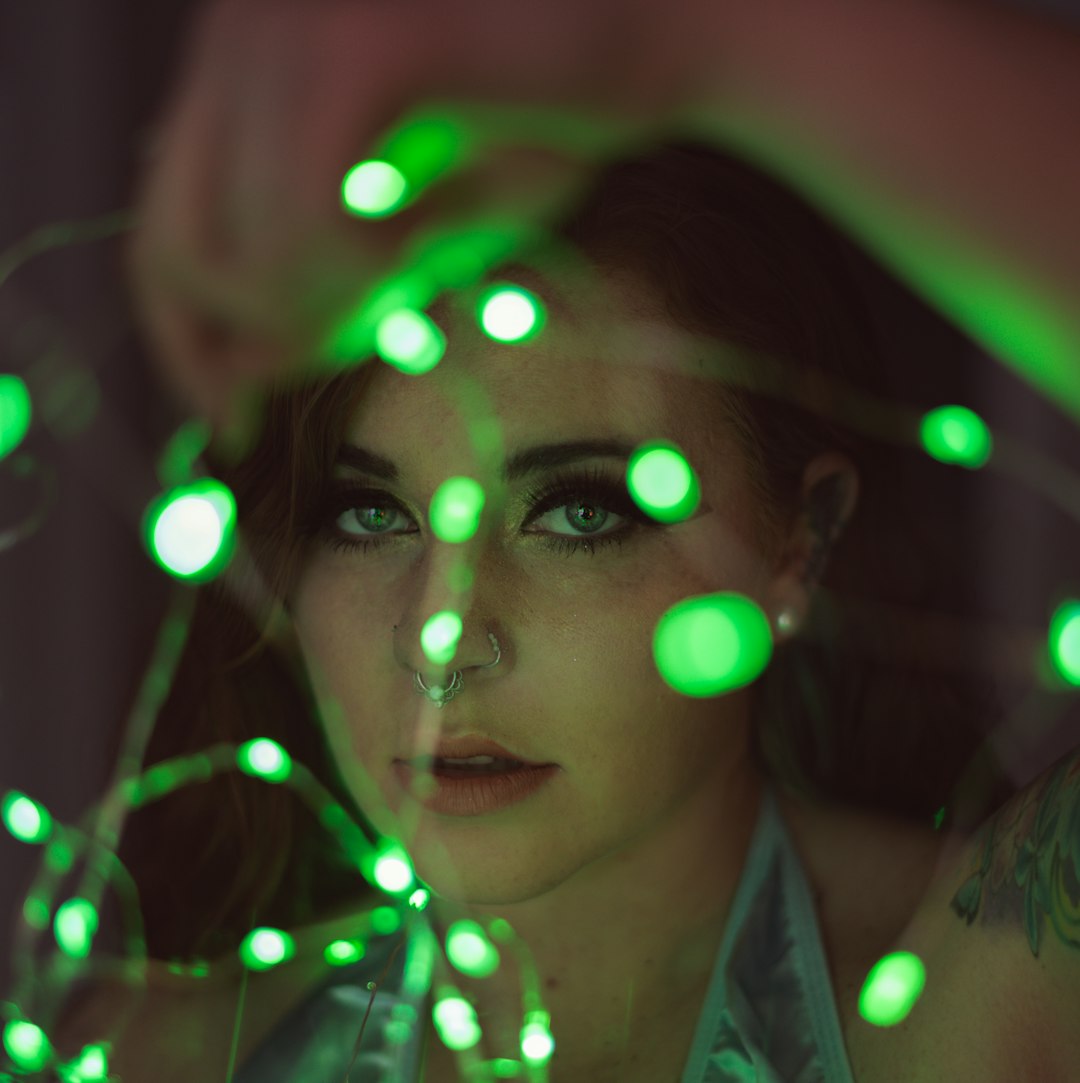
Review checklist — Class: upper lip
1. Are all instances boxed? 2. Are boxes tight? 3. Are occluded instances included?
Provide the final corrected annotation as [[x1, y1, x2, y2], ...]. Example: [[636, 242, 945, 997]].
[[394, 735, 549, 766]]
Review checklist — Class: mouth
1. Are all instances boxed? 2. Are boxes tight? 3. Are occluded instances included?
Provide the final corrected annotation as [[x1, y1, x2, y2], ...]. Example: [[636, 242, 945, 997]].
[[393, 734, 553, 773], [399, 754, 548, 778]]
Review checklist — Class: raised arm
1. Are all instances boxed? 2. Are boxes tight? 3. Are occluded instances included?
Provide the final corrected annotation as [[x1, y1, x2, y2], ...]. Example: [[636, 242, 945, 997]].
[[133, 0, 1080, 439], [683, 0, 1080, 423]]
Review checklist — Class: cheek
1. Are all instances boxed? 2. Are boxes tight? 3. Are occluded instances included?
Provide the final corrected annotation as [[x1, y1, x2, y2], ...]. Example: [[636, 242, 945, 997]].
[[289, 570, 375, 709]]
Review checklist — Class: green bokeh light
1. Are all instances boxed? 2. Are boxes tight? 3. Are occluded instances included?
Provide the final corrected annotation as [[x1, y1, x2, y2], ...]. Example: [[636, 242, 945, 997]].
[[920, 405, 993, 469], [236, 738, 293, 784], [374, 846, 415, 895], [239, 927, 295, 972], [478, 285, 545, 343], [2, 1020, 50, 1072], [370, 906, 403, 935], [375, 308, 446, 375], [54, 898, 99, 960], [627, 442, 701, 523], [0, 374, 32, 461], [2, 791, 52, 844], [59, 1043, 108, 1082], [23, 894, 50, 929], [446, 920, 500, 979], [325, 939, 365, 966], [1048, 599, 1080, 686], [433, 994, 482, 1051], [421, 610, 463, 667], [653, 593, 774, 697], [859, 951, 926, 1026], [341, 160, 409, 218], [144, 478, 237, 581], [520, 1012, 555, 1064], [408, 888, 431, 911], [430, 477, 486, 543]]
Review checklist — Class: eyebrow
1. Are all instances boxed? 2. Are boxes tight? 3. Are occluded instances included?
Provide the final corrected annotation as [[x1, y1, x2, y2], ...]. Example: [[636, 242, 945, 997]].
[[334, 438, 637, 483]]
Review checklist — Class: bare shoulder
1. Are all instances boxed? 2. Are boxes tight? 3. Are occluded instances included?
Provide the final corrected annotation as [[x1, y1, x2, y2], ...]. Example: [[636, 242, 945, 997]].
[[836, 746, 1080, 1082]]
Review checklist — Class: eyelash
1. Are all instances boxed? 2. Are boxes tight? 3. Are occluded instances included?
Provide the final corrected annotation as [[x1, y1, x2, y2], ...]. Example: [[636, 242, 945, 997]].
[[311, 465, 653, 557]]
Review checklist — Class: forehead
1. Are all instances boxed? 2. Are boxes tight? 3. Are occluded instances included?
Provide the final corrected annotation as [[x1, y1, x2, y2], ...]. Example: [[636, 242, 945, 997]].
[[344, 264, 738, 470]]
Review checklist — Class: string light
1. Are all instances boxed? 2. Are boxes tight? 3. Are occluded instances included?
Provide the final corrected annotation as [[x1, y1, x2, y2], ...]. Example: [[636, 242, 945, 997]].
[[1048, 599, 1080, 685], [430, 476, 486, 543], [920, 404, 993, 468], [858, 951, 927, 1026], [420, 610, 464, 667], [143, 478, 237, 581], [240, 928, 296, 972], [0, 375, 32, 461], [653, 593, 774, 696], [7, 159, 1080, 1083], [446, 921, 500, 979], [374, 307, 447, 375], [478, 285, 545, 343], [627, 441, 701, 523], [2, 791, 52, 844], [237, 738, 293, 784], [53, 898, 99, 960], [341, 160, 409, 218]]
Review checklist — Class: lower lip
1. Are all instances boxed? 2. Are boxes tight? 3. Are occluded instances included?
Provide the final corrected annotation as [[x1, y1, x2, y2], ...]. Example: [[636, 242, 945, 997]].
[[392, 762, 560, 816]]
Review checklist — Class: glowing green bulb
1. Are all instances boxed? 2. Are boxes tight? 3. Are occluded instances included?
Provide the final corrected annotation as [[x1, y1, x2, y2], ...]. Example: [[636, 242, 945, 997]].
[[520, 1012, 555, 1064], [920, 405, 993, 468], [478, 285, 545, 343], [54, 898, 99, 960], [239, 927, 295, 971], [421, 610, 463, 666], [628, 442, 701, 523], [859, 951, 926, 1025], [370, 906, 403, 934], [653, 593, 773, 697], [1049, 599, 1080, 686], [341, 160, 409, 218], [433, 994, 482, 1051], [61, 1042, 109, 1081], [2, 1020, 50, 1072], [430, 477, 486, 543], [408, 888, 431, 911], [446, 920, 500, 979], [374, 308, 446, 375], [0, 374, 32, 461], [145, 478, 236, 581], [236, 738, 293, 784], [23, 894, 50, 929], [2, 791, 52, 843], [374, 847, 415, 895], [325, 939, 365, 966]]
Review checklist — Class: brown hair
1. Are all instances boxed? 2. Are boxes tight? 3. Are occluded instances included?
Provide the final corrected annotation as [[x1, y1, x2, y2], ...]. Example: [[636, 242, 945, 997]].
[[115, 141, 1015, 964]]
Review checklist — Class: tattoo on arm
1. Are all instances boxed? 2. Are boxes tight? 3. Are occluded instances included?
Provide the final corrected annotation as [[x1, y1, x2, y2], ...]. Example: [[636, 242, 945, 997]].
[[950, 747, 1080, 958]]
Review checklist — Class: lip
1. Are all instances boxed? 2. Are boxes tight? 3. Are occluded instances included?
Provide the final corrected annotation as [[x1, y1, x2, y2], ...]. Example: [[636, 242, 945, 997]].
[[392, 761, 561, 816], [393, 734, 551, 767]]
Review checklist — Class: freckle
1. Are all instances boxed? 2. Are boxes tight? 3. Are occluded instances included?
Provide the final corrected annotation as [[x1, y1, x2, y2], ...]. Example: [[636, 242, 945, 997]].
[[546, 977, 560, 990]]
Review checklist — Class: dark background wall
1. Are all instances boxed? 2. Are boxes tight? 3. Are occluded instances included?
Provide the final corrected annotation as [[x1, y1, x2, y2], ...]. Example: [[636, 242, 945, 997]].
[[0, 0, 201, 998], [2, 0, 1079, 1004]]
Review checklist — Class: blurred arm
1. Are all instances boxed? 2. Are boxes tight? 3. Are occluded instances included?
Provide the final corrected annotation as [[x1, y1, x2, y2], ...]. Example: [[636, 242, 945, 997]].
[[682, 0, 1080, 422]]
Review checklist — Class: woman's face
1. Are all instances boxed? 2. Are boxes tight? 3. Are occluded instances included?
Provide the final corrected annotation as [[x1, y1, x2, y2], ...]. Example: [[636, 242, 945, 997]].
[[289, 266, 781, 903]]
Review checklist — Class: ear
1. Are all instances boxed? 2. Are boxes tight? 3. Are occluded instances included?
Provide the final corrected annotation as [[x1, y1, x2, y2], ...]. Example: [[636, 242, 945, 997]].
[[765, 451, 859, 639]]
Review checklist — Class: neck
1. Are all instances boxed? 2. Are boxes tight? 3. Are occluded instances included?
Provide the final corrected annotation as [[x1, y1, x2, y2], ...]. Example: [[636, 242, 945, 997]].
[[424, 763, 766, 1069]]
